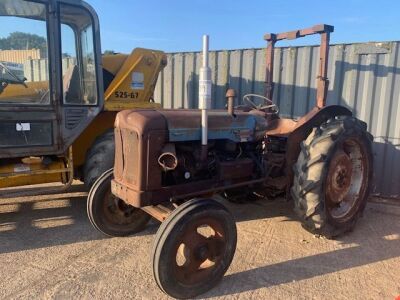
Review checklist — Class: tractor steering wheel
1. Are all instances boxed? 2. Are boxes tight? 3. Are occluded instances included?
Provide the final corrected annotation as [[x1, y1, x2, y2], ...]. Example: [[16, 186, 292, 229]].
[[243, 94, 279, 114]]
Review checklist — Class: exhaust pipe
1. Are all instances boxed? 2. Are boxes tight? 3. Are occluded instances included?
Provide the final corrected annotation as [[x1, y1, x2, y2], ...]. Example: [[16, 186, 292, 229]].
[[199, 35, 212, 161], [158, 143, 178, 171]]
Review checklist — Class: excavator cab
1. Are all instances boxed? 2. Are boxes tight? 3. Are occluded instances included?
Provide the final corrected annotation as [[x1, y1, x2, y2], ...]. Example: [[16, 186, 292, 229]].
[[0, 0, 166, 193], [0, 0, 103, 158]]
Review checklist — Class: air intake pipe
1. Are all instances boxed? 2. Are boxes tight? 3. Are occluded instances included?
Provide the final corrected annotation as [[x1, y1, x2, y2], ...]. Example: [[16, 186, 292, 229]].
[[158, 143, 178, 171], [199, 35, 212, 161]]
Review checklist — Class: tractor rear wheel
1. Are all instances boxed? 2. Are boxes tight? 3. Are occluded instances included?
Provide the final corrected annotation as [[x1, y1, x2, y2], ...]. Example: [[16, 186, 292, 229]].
[[291, 116, 373, 238], [152, 198, 237, 299], [84, 129, 115, 189], [87, 169, 151, 237]]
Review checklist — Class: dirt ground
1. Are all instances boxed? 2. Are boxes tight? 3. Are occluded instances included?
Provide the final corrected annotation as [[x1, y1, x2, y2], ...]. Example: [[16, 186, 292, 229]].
[[0, 183, 399, 299]]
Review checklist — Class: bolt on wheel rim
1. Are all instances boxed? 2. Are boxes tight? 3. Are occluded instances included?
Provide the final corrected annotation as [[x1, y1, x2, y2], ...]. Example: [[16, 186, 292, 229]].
[[325, 137, 369, 221], [172, 217, 227, 286]]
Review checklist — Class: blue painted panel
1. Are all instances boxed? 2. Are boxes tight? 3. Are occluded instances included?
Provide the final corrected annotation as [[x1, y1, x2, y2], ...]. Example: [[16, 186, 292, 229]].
[[169, 115, 257, 142]]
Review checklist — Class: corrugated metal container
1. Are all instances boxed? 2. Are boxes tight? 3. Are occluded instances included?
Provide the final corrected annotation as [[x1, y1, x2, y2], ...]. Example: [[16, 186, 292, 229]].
[[0, 49, 41, 64], [154, 41, 400, 199], [23, 58, 74, 82]]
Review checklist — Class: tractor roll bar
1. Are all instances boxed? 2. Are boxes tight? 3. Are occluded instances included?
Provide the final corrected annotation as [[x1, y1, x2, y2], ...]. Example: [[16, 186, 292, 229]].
[[264, 24, 334, 108]]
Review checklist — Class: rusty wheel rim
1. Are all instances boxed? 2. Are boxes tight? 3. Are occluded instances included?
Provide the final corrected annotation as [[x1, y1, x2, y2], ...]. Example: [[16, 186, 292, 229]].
[[102, 189, 141, 225], [325, 137, 369, 221], [172, 217, 227, 286]]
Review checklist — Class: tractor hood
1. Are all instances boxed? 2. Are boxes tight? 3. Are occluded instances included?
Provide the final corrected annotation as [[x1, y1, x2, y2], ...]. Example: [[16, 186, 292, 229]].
[[115, 109, 269, 143]]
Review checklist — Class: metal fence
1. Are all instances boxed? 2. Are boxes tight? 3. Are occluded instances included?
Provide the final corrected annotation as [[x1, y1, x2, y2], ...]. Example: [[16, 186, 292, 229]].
[[154, 41, 400, 199]]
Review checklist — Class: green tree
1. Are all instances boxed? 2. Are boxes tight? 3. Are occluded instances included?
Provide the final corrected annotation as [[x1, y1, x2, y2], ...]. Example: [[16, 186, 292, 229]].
[[0, 32, 47, 52], [103, 50, 115, 55]]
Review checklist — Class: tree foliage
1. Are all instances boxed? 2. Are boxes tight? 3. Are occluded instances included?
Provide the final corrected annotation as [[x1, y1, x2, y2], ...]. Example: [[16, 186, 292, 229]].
[[103, 50, 115, 55], [0, 32, 47, 52]]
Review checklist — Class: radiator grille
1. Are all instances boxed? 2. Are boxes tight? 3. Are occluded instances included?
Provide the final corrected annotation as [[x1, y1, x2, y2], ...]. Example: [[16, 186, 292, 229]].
[[114, 128, 123, 181], [121, 128, 139, 186]]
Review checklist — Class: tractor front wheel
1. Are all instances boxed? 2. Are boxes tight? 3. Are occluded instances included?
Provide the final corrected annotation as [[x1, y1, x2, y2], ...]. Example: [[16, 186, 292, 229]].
[[152, 198, 237, 299], [291, 116, 373, 238], [87, 169, 151, 237]]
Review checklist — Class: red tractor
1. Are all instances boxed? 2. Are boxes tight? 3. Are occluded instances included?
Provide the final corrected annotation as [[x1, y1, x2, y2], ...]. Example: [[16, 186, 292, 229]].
[[88, 24, 373, 299]]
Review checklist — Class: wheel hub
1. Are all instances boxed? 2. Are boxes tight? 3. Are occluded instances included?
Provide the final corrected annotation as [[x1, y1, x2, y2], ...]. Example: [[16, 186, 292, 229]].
[[327, 150, 353, 204], [324, 137, 369, 221], [195, 245, 210, 261], [103, 190, 139, 225], [174, 219, 227, 285]]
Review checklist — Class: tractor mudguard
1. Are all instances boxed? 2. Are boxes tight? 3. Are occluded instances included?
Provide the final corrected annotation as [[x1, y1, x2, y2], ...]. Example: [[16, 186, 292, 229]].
[[285, 105, 353, 194]]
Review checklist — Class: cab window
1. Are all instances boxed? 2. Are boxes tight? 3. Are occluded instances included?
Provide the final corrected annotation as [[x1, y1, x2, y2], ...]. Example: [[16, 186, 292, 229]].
[[0, 0, 50, 105], [60, 4, 98, 105]]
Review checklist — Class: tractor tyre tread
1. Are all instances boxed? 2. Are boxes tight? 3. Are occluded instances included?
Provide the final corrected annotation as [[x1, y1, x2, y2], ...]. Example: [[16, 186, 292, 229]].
[[291, 115, 373, 238]]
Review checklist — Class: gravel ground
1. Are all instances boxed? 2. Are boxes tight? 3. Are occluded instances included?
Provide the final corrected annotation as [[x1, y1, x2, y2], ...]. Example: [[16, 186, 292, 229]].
[[0, 183, 399, 299]]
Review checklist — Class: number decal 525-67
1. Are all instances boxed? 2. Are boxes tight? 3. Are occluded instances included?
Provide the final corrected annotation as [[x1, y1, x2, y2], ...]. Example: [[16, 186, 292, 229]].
[[114, 91, 139, 99]]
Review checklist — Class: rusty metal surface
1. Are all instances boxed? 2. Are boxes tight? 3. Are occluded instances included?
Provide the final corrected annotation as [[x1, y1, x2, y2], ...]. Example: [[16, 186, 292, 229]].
[[226, 89, 235, 116], [158, 143, 178, 171], [264, 24, 333, 109], [113, 109, 167, 193], [316, 32, 331, 108], [326, 149, 354, 205], [113, 106, 272, 208], [264, 118, 297, 136], [112, 174, 266, 208], [115, 107, 270, 144], [219, 159, 254, 180], [172, 216, 228, 286], [101, 185, 145, 226], [264, 24, 334, 42], [141, 205, 171, 222], [325, 136, 371, 221]]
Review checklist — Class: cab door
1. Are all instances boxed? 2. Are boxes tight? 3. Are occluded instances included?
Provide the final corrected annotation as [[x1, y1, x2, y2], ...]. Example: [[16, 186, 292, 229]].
[[0, 0, 104, 159], [0, 0, 60, 159], [57, 2, 104, 150]]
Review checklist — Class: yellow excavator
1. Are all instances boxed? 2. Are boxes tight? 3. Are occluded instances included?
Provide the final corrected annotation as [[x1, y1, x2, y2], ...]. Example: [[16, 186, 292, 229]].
[[0, 0, 166, 193]]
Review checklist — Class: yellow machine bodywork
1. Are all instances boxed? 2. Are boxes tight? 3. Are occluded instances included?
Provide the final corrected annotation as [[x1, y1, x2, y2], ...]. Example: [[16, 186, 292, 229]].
[[0, 48, 166, 189], [103, 48, 165, 111], [0, 81, 49, 103], [0, 157, 68, 188]]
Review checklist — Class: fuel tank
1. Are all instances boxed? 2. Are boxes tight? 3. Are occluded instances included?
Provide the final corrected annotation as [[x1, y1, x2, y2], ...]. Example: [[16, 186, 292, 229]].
[[115, 109, 269, 143]]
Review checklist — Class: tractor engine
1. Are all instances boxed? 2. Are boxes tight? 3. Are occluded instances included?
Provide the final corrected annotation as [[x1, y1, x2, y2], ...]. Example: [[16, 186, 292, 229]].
[[111, 108, 284, 208]]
